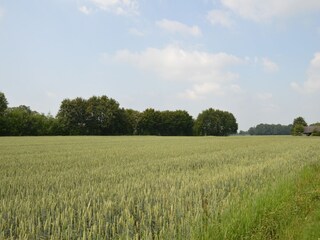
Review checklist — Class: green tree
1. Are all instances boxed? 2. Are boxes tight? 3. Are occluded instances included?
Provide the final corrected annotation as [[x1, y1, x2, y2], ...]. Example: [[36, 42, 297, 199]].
[[160, 110, 194, 136], [4, 106, 32, 135], [57, 95, 125, 135], [310, 122, 320, 136], [44, 114, 62, 135], [293, 117, 307, 127], [248, 124, 292, 135], [124, 109, 140, 135], [292, 124, 305, 136], [0, 92, 8, 115], [239, 130, 249, 135], [194, 108, 238, 136], [57, 98, 88, 135], [291, 117, 307, 136], [0, 92, 8, 135], [137, 108, 162, 135], [136, 109, 194, 136], [108, 107, 133, 135], [86, 96, 121, 135], [3, 106, 50, 136]]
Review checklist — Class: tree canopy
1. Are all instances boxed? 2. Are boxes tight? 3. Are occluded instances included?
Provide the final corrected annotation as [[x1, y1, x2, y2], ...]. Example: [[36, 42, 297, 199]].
[[0, 92, 8, 135], [291, 116, 307, 136], [293, 117, 307, 127], [1, 105, 57, 136], [136, 109, 194, 136], [248, 124, 292, 135], [57, 96, 131, 135], [193, 108, 238, 136], [0, 91, 242, 137], [2, 91, 319, 137], [0, 92, 8, 115]]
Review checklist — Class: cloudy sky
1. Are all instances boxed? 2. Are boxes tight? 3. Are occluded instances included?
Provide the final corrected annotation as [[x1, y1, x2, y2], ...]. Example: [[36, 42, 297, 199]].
[[1, 0, 320, 130]]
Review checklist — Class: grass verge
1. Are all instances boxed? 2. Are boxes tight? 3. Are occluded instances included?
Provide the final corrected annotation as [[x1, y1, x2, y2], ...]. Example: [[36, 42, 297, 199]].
[[281, 163, 320, 240], [201, 162, 320, 239]]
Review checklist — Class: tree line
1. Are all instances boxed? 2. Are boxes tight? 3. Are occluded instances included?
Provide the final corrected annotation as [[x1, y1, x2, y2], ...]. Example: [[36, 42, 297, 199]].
[[0, 92, 238, 136], [291, 117, 320, 136], [242, 117, 320, 136], [246, 124, 292, 135]]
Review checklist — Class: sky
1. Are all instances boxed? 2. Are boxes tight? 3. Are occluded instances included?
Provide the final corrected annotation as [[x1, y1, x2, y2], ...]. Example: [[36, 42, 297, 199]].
[[0, 0, 320, 130]]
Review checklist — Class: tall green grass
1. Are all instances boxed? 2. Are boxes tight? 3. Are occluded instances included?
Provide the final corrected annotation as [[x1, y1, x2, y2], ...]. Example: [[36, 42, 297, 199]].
[[0, 136, 319, 239]]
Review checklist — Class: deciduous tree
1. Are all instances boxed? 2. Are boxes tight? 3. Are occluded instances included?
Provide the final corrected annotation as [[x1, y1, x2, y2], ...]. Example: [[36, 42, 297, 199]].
[[194, 108, 238, 136], [57, 98, 88, 135], [160, 110, 194, 136], [137, 108, 162, 135], [0, 92, 8, 135], [0, 92, 8, 115], [291, 116, 307, 136]]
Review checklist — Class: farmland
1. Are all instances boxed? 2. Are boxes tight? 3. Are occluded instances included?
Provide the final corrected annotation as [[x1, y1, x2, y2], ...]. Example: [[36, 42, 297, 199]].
[[0, 136, 319, 239]]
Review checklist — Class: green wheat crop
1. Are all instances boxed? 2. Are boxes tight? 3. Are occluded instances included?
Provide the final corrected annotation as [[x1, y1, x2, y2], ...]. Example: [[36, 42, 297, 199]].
[[0, 136, 319, 239]]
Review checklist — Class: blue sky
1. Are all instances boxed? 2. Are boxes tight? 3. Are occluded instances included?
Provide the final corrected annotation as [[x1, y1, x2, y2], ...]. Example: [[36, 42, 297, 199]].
[[1, 0, 320, 130]]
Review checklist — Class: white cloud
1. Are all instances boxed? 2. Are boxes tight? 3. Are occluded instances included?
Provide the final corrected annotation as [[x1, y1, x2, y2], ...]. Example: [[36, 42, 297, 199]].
[[262, 58, 279, 73], [128, 28, 145, 37], [112, 45, 243, 99], [79, 6, 93, 15], [181, 83, 243, 100], [156, 19, 202, 37], [207, 10, 234, 28], [291, 52, 320, 93], [221, 0, 320, 22], [113, 45, 242, 82], [181, 83, 224, 100], [91, 0, 139, 15], [254, 93, 280, 114], [245, 56, 279, 73]]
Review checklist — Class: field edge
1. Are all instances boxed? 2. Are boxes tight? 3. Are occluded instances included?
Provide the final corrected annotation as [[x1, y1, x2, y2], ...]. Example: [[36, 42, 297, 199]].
[[199, 162, 320, 239]]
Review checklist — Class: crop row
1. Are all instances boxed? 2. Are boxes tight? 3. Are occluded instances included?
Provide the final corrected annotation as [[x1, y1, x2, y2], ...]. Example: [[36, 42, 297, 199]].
[[0, 136, 319, 239]]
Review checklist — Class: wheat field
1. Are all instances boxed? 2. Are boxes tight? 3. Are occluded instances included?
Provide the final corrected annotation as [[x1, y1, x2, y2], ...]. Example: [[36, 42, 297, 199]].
[[0, 136, 319, 239]]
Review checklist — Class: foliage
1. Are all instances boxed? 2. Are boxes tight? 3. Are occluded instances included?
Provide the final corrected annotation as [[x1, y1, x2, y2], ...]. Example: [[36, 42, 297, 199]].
[[0, 92, 8, 115], [193, 108, 238, 136], [86, 96, 123, 135], [158, 110, 194, 136], [311, 130, 320, 136], [56, 96, 129, 135], [291, 116, 307, 136], [1, 106, 56, 136], [0, 136, 319, 239], [248, 123, 292, 135], [57, 97, 88, 135], [56, 98, 194, 136], [136, 108, 162, 135], [0, 92, 8, 135], [238, 130, 249, 135], [0, 91, 237, 136], [136, 109, 194, 136], [293, 117, 307, 127], [124, 109, 140, 135], [292, 124, 305, 136], [309, 121, 320, 136], [0, 92, 60, 136]]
